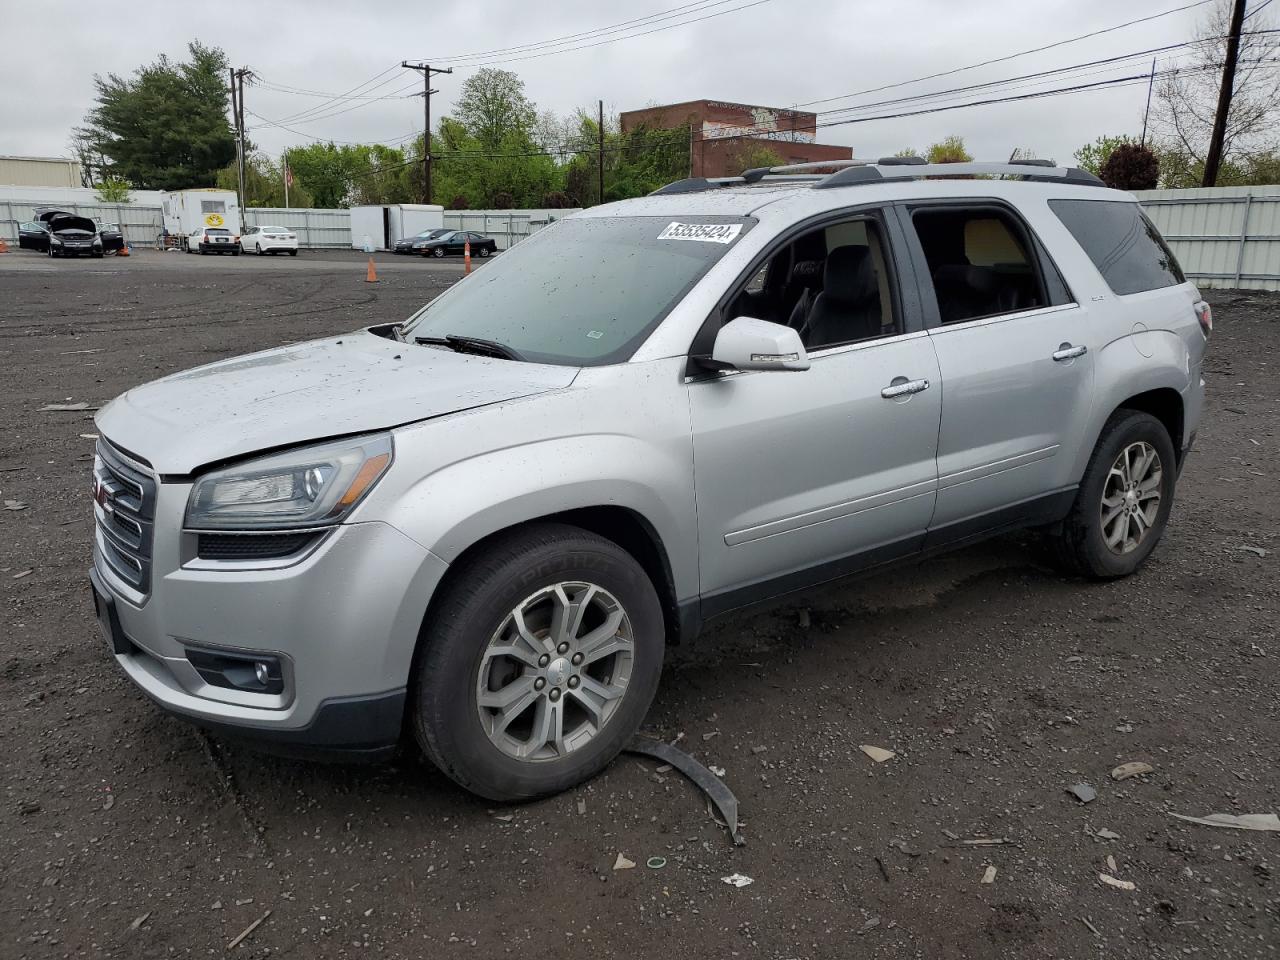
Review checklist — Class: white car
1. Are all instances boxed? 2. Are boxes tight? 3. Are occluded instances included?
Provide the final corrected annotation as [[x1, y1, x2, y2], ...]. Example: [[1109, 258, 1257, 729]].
[[241, 225, 299, 256]]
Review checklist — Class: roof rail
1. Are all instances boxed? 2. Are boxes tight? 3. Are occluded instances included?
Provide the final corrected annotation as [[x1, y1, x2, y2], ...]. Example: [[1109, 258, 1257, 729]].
[[812, 161, 1105, 189], [648, 158, 1104, 196]]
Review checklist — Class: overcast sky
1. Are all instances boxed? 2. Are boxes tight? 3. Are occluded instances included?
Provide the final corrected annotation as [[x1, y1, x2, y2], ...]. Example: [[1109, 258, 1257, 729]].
[[1, 0, 1218, 166]]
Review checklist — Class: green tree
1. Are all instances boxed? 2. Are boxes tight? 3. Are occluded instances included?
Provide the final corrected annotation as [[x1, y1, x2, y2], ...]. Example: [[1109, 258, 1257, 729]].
[[1099, 143, 1159, 190], [78, 41, 235, 189], [94, 178, 132, 203], [454, 68, 537, 149], [216, 152, 315, 208], [727, 142, 785, 172], [926, 136, 972, 164], [1073, 135, 1135, 176]]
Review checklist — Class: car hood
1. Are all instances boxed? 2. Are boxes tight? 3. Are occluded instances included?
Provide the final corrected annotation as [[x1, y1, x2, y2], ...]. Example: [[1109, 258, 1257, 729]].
[[95, 330, 579, 474], [50, 215, 98, 235]]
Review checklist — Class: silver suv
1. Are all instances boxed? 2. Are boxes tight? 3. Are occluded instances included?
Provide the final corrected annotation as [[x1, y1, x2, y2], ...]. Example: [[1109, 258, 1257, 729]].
[[90, 159, 1209, 800]]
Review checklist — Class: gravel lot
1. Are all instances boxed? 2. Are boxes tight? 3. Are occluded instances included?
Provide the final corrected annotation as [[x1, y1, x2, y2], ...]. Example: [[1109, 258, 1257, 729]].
[[1, 249, 1277, 959]]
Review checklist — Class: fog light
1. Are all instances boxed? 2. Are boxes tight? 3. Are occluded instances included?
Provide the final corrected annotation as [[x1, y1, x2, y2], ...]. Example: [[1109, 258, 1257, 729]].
[[186, 648, 284, 695]]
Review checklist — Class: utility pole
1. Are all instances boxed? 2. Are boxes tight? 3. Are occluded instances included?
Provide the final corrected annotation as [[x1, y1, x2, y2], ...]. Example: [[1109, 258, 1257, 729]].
[[401, 62, 453, 204], [597, 100, 605, 205], [1202, 0, 1247, 187], [229, 67, 252, 213], [1141, 56, 1156, 147]]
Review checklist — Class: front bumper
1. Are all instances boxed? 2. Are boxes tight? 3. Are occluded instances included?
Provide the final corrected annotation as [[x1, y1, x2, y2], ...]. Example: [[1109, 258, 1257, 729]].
[[91, 486, 449, 758]]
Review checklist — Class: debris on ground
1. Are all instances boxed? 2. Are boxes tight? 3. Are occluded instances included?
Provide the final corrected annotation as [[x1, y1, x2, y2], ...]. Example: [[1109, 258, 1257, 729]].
[[860, 745, 895, 763], [3, 500, 27, 511], [18, 800, 40, 815], [613, 853, 636, 871], [1081, 916, 1102, 937], [709, 765, 725, 777], [858, 917, 880, 935], [38, 402, 94, 412], [721, 873, 753, 887], [646, 857, 666, 869], [576, 797, 586, 815], [1099, 873, 1136, 891], [750, 745, 767, 755], [1171, 812, 1280, 832], [129, 912, 151, 932], [1067, 783, 1097, 804], [1234, 545, 1269, 557], [626, 736, 743, 845], [1106, 855, 1117, 872], [1093, 827, 1121, 840], [797, 608, 811, 629], [980, 865, 997, 884], [101, 792, 114, 811], [491, 813, 513, 822], [226, 909, 271, 950], [1110, 761, 1154, 781], [12, 569, 33, 579]]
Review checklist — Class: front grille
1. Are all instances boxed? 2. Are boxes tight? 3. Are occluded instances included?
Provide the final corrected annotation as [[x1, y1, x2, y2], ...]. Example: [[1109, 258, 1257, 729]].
[[197, 532, 319, 560], [94, 440, 157, 594]]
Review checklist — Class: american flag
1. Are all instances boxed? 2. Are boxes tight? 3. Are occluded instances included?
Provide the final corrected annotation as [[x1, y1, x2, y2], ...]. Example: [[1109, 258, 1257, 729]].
[[284, 165, 294, 188]]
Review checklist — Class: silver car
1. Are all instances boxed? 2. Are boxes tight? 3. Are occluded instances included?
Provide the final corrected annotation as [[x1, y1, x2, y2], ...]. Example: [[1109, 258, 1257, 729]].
[[90, 159, 1209, 800]]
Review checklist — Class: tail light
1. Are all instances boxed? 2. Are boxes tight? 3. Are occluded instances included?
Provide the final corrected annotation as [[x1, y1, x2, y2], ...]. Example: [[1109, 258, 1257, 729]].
[[1194, 301, 1212, 338]]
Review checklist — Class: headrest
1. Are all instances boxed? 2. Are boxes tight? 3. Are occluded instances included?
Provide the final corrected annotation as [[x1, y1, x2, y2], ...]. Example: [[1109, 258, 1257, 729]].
[[789, 259, 824, 285], [823, 245, 876, 303]]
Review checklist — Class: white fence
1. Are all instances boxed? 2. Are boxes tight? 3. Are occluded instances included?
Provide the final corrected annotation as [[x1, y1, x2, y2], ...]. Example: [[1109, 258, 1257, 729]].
[[243, 207, 351, 248], [0, 198, 162, 247], [0, 197, 574, 252], [1136, 185, 1280, 291], [443, 209, 579, 250]]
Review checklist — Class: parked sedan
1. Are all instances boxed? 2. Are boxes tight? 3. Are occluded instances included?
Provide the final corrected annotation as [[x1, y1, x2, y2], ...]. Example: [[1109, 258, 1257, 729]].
[[393, 228, 451, 255], [21, 209, 104, 258], [186, 227, 240, 255], [420, 230, 497, 259], [242, 225, 299, 256]]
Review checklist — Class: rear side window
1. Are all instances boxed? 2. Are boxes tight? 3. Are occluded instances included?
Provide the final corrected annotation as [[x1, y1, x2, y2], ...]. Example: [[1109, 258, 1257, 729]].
[[1049, 199, 1185, 296], [910, 207, 1049, 324]]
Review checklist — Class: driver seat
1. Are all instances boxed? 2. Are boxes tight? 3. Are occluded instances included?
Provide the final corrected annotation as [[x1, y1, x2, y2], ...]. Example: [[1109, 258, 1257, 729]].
[[800, 245, 881, 348]]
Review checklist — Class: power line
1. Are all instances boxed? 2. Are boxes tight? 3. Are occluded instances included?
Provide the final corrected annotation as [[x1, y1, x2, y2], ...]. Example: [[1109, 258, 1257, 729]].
[[792, 0, 1217, 112], [270, 65, 408, 125], [424, 0, 739, 62], [437, 0, 781, 68]]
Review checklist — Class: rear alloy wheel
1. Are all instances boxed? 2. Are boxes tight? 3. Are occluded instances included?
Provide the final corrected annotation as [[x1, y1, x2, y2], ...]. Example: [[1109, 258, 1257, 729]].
[[413, 523, 664, 801], [432, 246, 445, 258], [1050, 410, 1176, 578], [478, 246, 491, 258]]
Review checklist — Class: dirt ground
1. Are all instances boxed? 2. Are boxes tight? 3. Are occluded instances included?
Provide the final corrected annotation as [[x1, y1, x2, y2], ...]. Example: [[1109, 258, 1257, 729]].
[[1, 249, 1277, 959]]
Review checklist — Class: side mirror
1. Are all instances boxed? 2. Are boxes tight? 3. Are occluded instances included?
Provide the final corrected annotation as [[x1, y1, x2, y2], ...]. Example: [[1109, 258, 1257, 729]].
[[707, 317, 810, 372]]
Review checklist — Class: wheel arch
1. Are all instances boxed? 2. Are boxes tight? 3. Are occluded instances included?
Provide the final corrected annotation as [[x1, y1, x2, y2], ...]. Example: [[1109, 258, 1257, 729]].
[[1116, 387, 1185, 464], [414, 505, 685, 664]]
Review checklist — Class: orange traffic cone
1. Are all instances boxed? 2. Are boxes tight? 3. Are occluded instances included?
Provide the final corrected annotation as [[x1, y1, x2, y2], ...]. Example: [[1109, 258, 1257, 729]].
[[365, 256, 378, 283], [464, 240, 471, 275], [0, 238, 9, 254], [117, 243, 130, 257]]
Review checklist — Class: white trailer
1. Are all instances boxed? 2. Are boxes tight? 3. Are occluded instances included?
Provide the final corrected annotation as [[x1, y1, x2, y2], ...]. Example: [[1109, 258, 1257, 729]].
[[350, 204, 444, 251], [161, 189, 241, 240]]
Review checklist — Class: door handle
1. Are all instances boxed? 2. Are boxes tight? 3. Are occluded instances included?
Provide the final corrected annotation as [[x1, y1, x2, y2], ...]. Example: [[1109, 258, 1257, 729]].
[[1052, 343, 1088, 362], [881, 377, 930, 399]]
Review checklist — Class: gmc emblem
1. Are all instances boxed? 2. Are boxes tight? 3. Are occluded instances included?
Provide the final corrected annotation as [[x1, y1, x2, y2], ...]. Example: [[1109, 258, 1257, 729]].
[[92, 476, 115, 513]]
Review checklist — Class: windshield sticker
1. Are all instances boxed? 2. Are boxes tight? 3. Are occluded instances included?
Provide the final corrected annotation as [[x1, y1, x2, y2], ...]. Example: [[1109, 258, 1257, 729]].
[[657, 222, 742, 244]]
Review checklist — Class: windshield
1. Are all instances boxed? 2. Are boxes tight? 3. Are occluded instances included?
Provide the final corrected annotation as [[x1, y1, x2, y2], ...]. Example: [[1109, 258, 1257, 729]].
[[260, 225, 286, 233], [403, 215, 752, 366]]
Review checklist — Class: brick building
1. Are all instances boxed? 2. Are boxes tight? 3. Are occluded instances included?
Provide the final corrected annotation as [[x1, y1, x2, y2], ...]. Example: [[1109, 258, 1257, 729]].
[[619, 99, 853, 178]]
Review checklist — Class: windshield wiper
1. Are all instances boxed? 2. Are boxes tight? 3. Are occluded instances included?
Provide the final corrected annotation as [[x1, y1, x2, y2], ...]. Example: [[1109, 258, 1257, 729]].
[[413, 334, 524, 361]]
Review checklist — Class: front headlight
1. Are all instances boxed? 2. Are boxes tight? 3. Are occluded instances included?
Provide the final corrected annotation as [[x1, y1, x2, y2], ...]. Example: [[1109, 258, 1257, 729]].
[[93, 237, 103, 247], [51, 236, 63, 245], [185, 434, 393, 530]]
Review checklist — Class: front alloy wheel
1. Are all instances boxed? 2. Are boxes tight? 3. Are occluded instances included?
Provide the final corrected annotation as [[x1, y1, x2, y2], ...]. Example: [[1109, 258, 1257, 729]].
[[476, 582, 634, 761], [413, 523, 664, 801]]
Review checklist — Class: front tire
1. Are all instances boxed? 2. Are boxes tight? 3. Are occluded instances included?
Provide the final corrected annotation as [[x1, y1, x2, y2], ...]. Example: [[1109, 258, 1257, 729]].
[[478, 246, 491, 258], [1050, 410, 1177, 578], [413, 524, 665, 801], [432, 246, 445, 258]]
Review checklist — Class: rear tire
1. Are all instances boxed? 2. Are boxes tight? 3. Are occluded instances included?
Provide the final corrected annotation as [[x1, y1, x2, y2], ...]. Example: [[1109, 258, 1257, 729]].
[[433, 246, 445, 258], [1050, 410, 1177, 579], [289, 250, 298, 256], [413, 523, 665, 801]]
